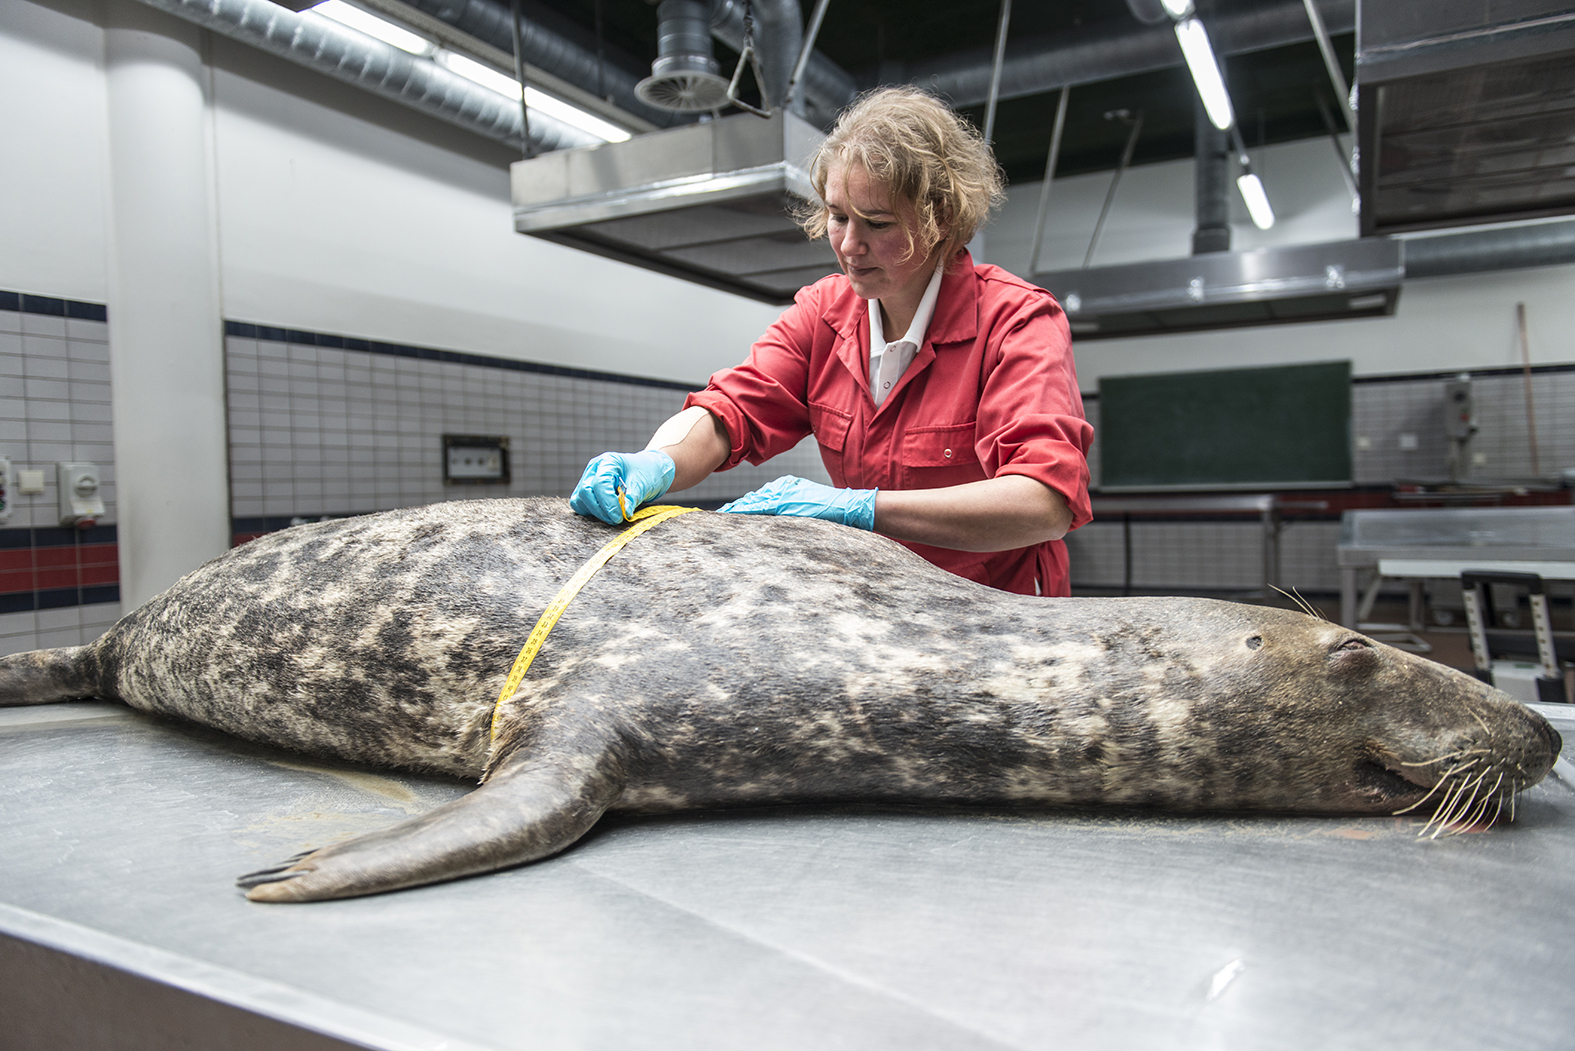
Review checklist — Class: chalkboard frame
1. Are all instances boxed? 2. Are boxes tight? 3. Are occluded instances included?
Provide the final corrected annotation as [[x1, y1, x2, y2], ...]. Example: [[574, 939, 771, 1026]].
[[1097, 360, 1353, 491]]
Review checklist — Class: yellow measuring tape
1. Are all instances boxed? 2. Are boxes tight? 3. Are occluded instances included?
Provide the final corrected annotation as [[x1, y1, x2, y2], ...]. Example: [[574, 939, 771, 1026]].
[[488, 500, 700, 745]]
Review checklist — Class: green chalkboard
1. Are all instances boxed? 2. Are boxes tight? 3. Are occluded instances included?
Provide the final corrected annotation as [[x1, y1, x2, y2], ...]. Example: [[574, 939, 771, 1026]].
[[1098, 361, 1352, 490]]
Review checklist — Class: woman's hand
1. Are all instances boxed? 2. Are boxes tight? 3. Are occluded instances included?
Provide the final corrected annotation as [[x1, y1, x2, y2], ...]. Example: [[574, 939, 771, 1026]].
[[718, 476, 877, 530], [569, 450, 676, 524]]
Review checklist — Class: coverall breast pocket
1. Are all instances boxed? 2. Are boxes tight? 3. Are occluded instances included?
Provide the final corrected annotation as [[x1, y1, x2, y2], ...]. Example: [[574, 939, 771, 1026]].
[[900, 421, 983, 489]]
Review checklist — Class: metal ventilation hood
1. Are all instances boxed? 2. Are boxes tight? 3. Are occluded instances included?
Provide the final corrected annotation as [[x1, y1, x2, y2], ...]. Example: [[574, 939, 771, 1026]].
[[1033, 238, 1404, 340], [511, 111, 837, 304], [1356, 0, 1575, 236]]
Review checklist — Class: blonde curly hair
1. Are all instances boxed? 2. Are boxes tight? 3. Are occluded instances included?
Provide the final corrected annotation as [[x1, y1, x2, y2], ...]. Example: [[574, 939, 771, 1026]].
[[798, 86, 1006, 267]]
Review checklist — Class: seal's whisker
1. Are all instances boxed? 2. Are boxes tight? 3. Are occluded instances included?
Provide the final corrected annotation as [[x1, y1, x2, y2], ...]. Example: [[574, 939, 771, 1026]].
[[1433, 768, 1494, 837], [1417, 775, 1465, 834], [1423, 768, 1486, 837], [1459, 772, 1503, 829], [1395, 758, 1482, 818], [1269, 585, 1324, 620], [1393, 774, 1452, 815], [1398, 748, 1489, 768]]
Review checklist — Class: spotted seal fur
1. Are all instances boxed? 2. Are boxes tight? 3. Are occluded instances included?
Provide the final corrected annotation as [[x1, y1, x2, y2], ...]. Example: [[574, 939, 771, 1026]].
[[0, 497, 1560, 902]]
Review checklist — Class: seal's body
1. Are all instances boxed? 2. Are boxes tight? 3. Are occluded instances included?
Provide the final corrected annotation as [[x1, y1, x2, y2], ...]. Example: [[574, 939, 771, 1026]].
[[0, 498, 1560, 902]]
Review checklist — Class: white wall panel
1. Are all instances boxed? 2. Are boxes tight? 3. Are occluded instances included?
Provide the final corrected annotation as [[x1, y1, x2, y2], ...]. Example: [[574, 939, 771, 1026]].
[[0, 0, 110, 303], [205, 37, 780, 387]]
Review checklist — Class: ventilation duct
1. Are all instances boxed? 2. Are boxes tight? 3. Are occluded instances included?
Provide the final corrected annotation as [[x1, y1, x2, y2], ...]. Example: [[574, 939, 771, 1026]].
[[397, 0, 687, 127], [1401, 219, 1575, 277], [1356, 0, 1575, 235], [1034, 238, 1404, 340], [635, 0, 732, 113], [511, 110, 836, 303], [130, 0, 600, 154], [897, 0, 1354, 109]]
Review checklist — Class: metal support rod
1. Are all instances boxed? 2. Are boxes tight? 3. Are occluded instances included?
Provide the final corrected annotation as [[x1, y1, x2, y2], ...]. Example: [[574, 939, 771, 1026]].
[[1084, 111, 1143, 269], [1301, 0, 1353, 131], [593, 0, 606, 101], [982, 0, 1013, 144], [1516, 302, 1543, 477], [783, 0, 832, 111], [510, 0, 534, 158], [1228, 122, 1251, 169], [1028, 85, 1070, 275], [1312, 89, 1359, 201]]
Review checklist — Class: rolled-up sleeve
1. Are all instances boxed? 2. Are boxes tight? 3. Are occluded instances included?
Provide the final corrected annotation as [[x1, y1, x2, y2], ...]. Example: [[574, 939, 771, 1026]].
[[974, 295, 1094, 531], [684, 287, 824, 470]]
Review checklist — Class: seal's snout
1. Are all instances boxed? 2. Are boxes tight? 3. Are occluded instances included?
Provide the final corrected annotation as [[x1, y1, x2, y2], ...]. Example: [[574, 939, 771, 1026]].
[[1541, 721, 1563, 765]]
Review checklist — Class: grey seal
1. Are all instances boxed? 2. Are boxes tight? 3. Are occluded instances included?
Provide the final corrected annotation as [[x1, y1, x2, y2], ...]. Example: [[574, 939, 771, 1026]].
[[0, 498, 1560, 902]]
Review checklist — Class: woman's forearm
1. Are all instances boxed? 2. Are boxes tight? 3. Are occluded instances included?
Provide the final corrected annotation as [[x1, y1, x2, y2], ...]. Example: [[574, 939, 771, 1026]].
[[872, 475, 1072, 552], [645, 406, 730, 492]]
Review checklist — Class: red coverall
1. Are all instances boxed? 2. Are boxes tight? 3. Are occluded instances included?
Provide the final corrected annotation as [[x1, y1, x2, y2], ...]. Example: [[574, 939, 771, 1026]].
[[685, 252, 1094, 596]]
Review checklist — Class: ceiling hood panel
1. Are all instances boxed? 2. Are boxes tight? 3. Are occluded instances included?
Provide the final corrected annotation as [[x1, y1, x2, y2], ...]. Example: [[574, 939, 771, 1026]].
[[1357, 0, 1575, 235], [512, 111, 837, 303], [1034, 238, 1403, 340]]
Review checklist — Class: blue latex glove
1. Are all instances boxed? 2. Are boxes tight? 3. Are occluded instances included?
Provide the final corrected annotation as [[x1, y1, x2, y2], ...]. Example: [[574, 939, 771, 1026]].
[[570, 450, 676, 524], [718, 476, 877, 531]]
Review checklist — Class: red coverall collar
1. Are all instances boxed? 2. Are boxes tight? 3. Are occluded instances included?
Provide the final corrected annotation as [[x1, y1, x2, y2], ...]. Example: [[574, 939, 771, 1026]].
[[823, 251, 982, 410]]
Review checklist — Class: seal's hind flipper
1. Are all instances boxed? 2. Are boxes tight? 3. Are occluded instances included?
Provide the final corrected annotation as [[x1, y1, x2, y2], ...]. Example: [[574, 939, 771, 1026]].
[[242, 751, 625, 902], [0, 647, 102, 707]]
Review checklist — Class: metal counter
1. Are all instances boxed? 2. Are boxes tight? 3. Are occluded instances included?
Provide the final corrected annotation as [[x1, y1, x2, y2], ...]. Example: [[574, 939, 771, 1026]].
[[3, 701, 1574, 1050], [1338, 506, 1575, 628]]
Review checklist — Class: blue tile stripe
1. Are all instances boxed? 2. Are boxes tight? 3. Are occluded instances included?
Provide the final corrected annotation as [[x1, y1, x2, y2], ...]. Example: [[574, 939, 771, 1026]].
[[224, 320, 702, 392], [0, 290, 108, 322], [0, 585, 121, 615]]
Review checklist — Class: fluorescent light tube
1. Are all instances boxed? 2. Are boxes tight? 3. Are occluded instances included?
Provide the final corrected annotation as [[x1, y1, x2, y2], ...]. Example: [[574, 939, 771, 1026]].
[[1236, 172, 1275, 229], [312, 1, 433, 56], [436, 51, 631, 143], [1174, 17, 1233, 131], [1160, 0, 1193, 17], [525, 87, 632, 143]]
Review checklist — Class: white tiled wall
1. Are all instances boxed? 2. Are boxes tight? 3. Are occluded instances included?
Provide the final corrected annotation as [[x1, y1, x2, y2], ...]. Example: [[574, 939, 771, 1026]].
[[225, 333, 831, 521], [0, 305, 122, 656], [0, 308, 118, 527], [0, 602, 123, 656]]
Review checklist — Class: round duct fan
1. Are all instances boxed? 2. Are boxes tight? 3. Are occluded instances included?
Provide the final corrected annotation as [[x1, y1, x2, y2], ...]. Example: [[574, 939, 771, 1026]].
[[635, 61, 732, 113]]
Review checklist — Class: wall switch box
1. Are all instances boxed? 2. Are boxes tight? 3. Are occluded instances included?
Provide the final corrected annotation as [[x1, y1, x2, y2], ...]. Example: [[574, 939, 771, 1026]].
[[58, 462, 105, 528], [17, 469, 45, 494], [442, 435, 511, 485]]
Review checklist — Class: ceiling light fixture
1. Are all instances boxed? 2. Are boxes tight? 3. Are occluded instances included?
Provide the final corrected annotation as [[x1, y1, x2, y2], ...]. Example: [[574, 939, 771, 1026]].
[[1229, 126, 1275, 229], [311, 0, 433, 56], [1173, 17, 1234, 131], [1236, 172, 1275, 229], [436, 52, 632, 143]]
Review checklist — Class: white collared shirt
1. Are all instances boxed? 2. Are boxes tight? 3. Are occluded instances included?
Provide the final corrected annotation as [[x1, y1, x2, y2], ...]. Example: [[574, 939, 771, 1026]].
[[867, 266, 945, 408]]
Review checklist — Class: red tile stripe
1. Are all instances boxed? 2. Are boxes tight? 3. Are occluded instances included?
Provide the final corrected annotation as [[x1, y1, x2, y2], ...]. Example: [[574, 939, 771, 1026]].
[[0, 543, 120, 595]]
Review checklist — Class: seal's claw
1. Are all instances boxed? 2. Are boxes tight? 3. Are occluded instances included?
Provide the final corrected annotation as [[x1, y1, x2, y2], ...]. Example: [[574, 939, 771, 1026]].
[[235, 862, 311, 890]]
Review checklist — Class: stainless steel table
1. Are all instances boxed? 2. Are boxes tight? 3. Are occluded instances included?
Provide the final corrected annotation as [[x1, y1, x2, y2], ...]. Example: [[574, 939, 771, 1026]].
[[1338, 506, 1575, 629], [3, 701, 1574, 1051]]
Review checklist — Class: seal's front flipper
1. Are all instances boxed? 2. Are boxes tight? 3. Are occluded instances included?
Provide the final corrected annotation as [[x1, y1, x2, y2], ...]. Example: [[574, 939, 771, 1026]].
[[241, 751, 625, 903]]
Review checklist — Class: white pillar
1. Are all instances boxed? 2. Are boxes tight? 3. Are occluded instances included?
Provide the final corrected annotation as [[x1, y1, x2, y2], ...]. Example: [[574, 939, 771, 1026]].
[[102, 0, 230, 608]]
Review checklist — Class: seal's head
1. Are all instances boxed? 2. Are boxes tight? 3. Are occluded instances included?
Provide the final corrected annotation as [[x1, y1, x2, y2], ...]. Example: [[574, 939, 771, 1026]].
[[1194, 604, 1562, 829]]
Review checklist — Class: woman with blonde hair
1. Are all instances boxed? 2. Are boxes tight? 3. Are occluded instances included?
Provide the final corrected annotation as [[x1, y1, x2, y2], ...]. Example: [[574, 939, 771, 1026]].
[[571, 86, 1092, 596]]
